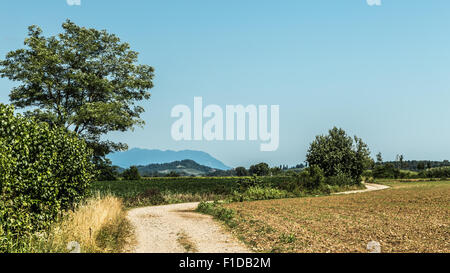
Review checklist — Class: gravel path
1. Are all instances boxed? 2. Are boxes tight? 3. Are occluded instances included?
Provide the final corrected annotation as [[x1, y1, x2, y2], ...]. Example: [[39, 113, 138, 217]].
[[126, 202, 250, 253], [126, 183, 389, 253], [332, 183, 390, 195]]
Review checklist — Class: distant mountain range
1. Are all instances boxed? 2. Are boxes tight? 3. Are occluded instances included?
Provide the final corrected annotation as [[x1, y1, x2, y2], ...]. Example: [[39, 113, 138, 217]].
[[107, 148, 231, 170], [126, 159, 218, 177]]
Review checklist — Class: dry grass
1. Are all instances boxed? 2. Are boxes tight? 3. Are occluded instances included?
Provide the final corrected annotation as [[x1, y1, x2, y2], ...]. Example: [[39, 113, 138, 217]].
[[36, 194, 133, 253], [223, 180, 450, 253]]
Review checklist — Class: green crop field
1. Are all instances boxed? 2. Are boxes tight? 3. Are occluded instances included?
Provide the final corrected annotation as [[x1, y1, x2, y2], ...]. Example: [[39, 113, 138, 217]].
[[92, 176, 365, 208], [92, 177, 239, 207]]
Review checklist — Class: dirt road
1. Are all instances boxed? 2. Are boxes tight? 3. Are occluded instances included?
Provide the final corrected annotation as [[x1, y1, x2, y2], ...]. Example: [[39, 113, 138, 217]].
[[126, 183, 389, 253], [126, 202, 249, 253], [332, 183, 390, 195]]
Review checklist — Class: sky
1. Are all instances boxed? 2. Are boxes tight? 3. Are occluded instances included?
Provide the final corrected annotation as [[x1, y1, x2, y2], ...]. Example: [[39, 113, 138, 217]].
[[1, 0, 450, 168]]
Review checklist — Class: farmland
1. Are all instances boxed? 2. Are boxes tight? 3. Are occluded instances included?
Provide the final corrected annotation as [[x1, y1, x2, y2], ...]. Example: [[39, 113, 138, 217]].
[[219, 180, 450, 253], [92, 177, 238, 207], [91, 176, 365, 207]]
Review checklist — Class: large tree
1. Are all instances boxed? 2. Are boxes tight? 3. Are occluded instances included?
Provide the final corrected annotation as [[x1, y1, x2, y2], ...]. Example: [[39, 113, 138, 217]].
[[0, 20, 154, 161], [306, 127, 371, 182]]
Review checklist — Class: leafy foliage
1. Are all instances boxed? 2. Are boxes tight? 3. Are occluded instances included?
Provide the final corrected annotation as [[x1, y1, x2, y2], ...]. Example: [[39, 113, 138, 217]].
[[0, 20, 154, 161], [0, 104, 96, 251], [306, 127, 371, 184], [196, 202, 235, 226], [249, 162, 270, 176], [235, 167, 249, 177], [96, 159, 119, 181], [121, 166, 141, 180], [419, 167, 450, 179], [230, 187, 293, 202], [372, 163, 401, 179]]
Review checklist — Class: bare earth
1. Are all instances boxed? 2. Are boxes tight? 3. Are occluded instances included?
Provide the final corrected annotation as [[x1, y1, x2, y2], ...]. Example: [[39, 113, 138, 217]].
[[126, 202, 250, 253], [126, 183, 389, 253]]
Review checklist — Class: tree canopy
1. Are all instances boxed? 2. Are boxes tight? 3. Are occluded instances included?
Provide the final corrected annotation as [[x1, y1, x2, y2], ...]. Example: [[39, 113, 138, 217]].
[[306, 127, 372, 183], [0, 20, 154, 161], [249, 162, 270, 176]]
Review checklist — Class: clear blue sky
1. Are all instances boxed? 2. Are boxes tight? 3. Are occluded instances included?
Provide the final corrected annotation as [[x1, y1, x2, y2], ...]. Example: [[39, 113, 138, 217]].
[[1, 0, 450, 168]]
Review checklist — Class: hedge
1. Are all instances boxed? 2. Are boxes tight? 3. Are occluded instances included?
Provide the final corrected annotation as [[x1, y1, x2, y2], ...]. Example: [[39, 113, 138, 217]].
[[0, 104, 96, 250]]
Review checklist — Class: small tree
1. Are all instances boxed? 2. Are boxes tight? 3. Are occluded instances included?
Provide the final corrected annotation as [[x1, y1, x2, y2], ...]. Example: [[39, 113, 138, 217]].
[[376, 152, 383, 164], [417, 162, 425, 171], [122, 166, 141, 180], [166, 171, 181, 177], [249, 163, 270, 176], [399, 154, 404, 169], [270, 167, 282, 176], [235, 167, 249, 177], [306, 127, 371, 184]]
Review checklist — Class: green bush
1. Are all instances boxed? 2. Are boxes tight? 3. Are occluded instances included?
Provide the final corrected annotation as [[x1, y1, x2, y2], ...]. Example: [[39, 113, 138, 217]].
[[419, 167, 450, 179], [230, 186, 293, 202], [372, 163, 400, 179], [127, 188, 166, 207], [326, 171, 355, 186], [0, 104, 96, 251], [235, 176, 264, 191], [122, 166, 141, 180], [96, 159, 119, 181], [196, 201, 235, 225]]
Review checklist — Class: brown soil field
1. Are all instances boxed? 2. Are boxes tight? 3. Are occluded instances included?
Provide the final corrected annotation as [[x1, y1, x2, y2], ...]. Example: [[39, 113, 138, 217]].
[[224, 180, 450, 253]]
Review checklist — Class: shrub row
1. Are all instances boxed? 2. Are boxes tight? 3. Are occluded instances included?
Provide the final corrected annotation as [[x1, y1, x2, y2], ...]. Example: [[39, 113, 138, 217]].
[[0, 104, 96, 252], [369, 163, 450, 179]]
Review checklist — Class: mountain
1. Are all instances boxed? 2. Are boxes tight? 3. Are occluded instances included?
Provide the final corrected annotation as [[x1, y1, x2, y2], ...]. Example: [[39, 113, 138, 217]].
[[107, 148, 231, 170], [132, 159, 218, 177]]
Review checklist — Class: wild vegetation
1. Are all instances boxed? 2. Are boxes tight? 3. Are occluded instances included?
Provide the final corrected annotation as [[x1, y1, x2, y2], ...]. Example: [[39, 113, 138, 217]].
[[93, 173, 365, 208], [0, 20, 151, 253], [0, 104, 96, 252], [2, 195, 132, 253]]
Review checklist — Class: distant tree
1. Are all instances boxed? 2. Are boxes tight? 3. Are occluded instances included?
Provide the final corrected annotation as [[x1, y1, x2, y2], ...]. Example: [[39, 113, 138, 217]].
[[235, 167, 249, 177], [270, 167, 282, 176], [0, 20, 154, 164], [249, 162, 270, 176], [417, 162, 425, 171], [373, 163, 401, 179], [376, 152, 383, 164], [399, 154, 404, 169], [166, 171, 181, 177], [306, 127, 371, 183], [122, 166, 141, 180]]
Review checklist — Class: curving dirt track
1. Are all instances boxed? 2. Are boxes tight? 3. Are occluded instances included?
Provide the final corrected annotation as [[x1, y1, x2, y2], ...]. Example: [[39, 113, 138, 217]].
[[126, 183, 389, 253], [332, 183, 390, 195]]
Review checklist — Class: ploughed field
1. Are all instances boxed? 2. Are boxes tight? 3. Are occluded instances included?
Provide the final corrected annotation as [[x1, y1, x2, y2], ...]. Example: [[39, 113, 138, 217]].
[[223, 180, 450, 253]]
